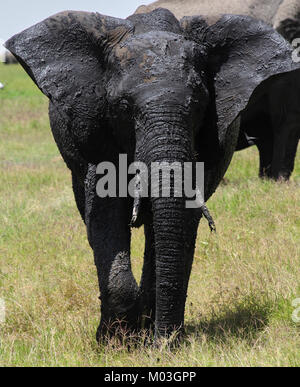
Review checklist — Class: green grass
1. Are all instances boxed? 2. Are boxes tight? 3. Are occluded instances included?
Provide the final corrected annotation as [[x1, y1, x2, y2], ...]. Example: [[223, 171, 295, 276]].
[[0, 63, 299, 367]]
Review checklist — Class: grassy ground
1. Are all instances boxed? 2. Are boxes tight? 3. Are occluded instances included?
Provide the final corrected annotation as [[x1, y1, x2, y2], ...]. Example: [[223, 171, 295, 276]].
[[0, 63, 299, 367]]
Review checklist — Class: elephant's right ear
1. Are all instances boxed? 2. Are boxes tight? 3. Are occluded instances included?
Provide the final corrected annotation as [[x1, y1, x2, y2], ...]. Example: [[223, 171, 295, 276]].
[[5, 11, 133, 117], [182, 14, 300, 141]]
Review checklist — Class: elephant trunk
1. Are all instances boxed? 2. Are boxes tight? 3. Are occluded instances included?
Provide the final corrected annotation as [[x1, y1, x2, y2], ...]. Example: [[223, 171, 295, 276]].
[[151, 195, 186, 338], [137, 110, 192, 338]]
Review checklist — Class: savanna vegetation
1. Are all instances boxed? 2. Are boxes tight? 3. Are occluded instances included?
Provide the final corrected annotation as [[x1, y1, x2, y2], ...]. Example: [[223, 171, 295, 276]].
[[0, 63, 299, 366]]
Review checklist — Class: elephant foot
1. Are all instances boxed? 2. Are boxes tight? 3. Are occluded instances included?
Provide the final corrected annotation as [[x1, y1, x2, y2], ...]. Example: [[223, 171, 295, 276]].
[[96, 302, 142, 345], [140, 309, 155, 333], [276, 170, 291, 182], [139, 290, 156, 332], [96, 320, 134, 345], [261, 171, 290, 182], [153, 326, 185, 349]]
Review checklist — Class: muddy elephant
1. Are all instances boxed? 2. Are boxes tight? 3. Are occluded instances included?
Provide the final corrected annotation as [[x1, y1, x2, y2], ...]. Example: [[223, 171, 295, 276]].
[[135, 1, 300, 180], [5, 9, 300, 342], [135, 0, 300, 43]]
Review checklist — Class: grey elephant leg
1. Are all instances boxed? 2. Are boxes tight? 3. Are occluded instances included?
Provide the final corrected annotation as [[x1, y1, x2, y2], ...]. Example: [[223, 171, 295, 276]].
[[283, 127, 299, 180], [270, 120, 299, 181], [139, 224, 156, 330], [87, 194, 140, 341], [257, 139, 273, 179], [256, 120, 297, 181], [277, 120, 300, 180], [270, 128, 289, 180]]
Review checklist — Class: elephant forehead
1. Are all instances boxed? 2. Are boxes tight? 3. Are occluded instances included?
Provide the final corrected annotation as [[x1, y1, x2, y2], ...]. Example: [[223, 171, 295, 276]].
[[113, 32, 192, 66]]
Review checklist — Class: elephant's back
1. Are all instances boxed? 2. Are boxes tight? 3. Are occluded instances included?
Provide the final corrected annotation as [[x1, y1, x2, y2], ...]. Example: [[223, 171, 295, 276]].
[[134, 0, 253, 20], [134, 0, 282, 25]]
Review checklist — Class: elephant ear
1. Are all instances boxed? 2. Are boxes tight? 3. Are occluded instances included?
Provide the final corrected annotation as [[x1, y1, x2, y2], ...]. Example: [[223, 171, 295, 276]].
[[5, 11, 133, 157], [181, 14, 300, 198]]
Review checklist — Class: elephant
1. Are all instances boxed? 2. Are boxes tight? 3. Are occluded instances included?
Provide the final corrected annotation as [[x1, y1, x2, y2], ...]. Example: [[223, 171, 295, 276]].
[[0, 48, 17, 64], [135, 0, 300, 43], [236, 72, 300, 180], [4, 51, 18, 64], [5, 8, 300, 343], [135, 1, 300, 180]]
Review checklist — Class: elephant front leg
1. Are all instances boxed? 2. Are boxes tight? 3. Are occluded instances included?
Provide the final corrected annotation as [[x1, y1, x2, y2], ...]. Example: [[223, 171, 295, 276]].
[[87, 197, 140, 342]]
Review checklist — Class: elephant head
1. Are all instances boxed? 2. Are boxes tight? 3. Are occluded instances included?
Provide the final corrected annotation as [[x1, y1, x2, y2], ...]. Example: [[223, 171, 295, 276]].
[[5, 9, 299, 341]]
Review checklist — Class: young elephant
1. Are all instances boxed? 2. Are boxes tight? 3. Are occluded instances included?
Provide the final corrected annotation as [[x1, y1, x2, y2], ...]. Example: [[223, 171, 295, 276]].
[[5, 9, 300, 342]]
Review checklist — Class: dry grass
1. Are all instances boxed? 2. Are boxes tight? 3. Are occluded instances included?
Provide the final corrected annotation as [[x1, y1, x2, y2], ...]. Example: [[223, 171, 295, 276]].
[[0, 63, 299, 366]]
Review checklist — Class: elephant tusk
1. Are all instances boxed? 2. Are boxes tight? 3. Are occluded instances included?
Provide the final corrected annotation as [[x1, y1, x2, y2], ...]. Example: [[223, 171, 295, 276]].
[[130, 173, 142, 227], [130, 195, 141, 227], [195, 186, 216, 233], [130, 179, 216, 232], [200, 204, 216, 233]]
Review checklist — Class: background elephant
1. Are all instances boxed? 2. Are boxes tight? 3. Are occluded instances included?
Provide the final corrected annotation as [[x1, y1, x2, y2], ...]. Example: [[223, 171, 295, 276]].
[[0, 45, 17, 64], [135, 0, 300, 180], [5, 9, 299, 342], [135, 0, 300, 43], [4, 51, 17, 64], [236, 72, 300, 180]]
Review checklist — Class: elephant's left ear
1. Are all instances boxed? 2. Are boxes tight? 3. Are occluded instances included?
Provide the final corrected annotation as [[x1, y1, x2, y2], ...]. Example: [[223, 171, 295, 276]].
[[181, 14, 300, 139]]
